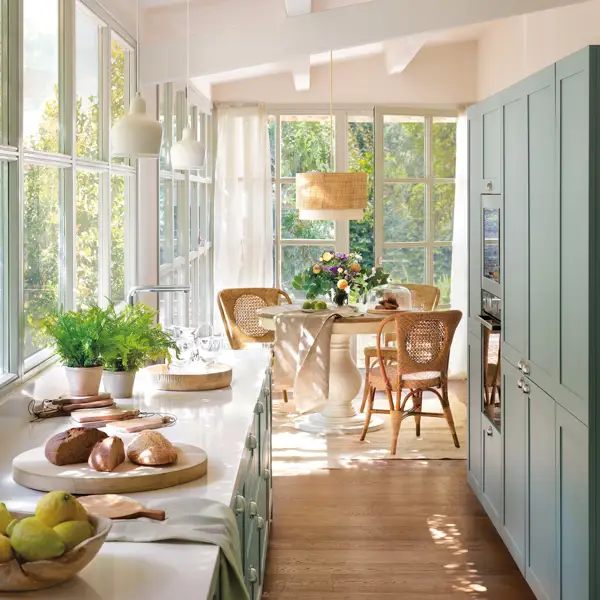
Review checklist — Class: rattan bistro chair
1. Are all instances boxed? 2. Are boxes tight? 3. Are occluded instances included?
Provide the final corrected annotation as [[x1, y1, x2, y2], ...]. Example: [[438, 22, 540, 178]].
[[360, 310, 462, 455], [217, 287, 293, 401], [360, 284, 441, 413]]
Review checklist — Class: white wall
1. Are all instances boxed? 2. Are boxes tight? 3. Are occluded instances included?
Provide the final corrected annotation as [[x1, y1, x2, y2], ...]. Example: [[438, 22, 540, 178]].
[[477, 0, 600, 99], [212, 41, 478, 108]]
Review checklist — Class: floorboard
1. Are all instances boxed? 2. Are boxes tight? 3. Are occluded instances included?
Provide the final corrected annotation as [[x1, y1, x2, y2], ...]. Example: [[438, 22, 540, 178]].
[[262, 461, 535, 599]]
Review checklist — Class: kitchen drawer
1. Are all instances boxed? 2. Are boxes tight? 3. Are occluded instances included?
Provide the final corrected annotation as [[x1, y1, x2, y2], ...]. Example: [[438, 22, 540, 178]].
[[482, 419, 502, 528]]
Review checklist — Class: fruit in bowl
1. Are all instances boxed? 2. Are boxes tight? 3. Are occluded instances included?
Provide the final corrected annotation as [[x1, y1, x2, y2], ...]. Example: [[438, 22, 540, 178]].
[[0, 491, 111, 592], [302, 300, 328, 311]]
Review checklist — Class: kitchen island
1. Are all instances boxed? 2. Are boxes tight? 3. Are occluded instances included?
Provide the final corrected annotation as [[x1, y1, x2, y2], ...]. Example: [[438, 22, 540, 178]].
[[0, 348, 272, 600]]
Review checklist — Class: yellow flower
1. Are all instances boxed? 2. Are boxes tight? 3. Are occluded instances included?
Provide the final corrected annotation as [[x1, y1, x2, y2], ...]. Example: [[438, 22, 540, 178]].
[[337, 279, 349, 290], [312, 264, 322, 274], [349, 263, 361, 273], [321, 251, 333, 262], [337, 267, 343, 274]]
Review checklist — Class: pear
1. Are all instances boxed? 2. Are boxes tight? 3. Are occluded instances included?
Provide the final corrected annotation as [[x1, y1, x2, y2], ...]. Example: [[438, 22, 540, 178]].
[[0, 534, 13, 563], [35, 491, 81, 527], [10, 517, 65, 562], [6, 519, 18, 537], [54, 520, 94, 551], [0, 503, 13, 536]]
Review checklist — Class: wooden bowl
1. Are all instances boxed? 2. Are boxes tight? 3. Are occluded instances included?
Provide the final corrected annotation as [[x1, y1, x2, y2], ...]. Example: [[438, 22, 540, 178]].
[[145, 363, 232, 391], [0, 512, 112, 592]]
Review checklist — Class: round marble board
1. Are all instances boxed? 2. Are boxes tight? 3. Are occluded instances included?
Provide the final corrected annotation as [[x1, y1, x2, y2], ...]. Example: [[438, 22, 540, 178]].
[[12, 443, 207, 495]]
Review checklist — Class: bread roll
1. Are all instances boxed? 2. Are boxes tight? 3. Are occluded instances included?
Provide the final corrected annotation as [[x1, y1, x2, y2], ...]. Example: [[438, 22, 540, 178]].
[[45, 428, 108, 466], [126, 430, 178, 466], [88, 436, 126, 472]]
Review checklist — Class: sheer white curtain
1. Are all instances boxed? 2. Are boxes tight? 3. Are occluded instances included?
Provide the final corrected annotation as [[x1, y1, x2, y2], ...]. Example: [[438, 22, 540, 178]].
[[449, 111, 468, 379], [213, 105, 273, 304]]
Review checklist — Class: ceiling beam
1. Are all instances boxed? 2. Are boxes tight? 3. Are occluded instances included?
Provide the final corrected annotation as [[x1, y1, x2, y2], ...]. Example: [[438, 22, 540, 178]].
[[285, 0, 312, 17], [141, 0, 588, 84], [289, 56, 311, 90], [384, 35, 426, 74]]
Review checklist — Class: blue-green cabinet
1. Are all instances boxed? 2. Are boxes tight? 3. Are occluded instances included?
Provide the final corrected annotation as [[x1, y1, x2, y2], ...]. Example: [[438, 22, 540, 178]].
[[467, 332, 482, 490]]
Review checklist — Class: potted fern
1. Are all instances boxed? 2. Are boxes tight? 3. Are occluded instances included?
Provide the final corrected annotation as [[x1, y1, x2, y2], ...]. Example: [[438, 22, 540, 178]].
[[101, 301, 178, 398], [39, 306, 110, 396]]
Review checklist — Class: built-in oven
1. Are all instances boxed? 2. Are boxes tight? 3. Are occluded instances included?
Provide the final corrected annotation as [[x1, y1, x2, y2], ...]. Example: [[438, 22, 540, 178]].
[[482, 195, 502, 297], [477, 290, 501, 431]]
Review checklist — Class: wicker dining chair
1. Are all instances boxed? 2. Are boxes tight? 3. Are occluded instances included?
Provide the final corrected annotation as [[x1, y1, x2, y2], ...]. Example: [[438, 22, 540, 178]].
[[360, 310, 462, 455], [217, 287, 293, 401], [360, 284, 441, 413]]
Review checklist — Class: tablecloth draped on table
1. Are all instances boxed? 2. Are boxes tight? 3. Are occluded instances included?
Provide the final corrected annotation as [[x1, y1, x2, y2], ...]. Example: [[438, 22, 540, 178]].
[[273, 310, 341, 414], [107, 497, 249, 600]]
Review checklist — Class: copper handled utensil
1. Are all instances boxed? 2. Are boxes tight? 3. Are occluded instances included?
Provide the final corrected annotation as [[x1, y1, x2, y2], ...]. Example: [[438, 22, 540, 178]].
[[78, 494, 166, 521]]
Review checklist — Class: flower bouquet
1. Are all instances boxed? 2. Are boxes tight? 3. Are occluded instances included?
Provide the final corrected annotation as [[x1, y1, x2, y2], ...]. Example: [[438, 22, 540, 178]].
[[292, 251, 390, 307]]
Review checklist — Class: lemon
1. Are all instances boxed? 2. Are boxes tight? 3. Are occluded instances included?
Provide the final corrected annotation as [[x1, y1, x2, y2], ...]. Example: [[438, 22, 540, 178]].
[[316, 301, 328, 310], [10, 517, 65, 562], [53, 520, 94, 551], [302, 301, 313, 309], [0, 503, 13, 536], [0, 534, 14, 563], [6, 519, 18, 537], [35, 491, 81, 528]]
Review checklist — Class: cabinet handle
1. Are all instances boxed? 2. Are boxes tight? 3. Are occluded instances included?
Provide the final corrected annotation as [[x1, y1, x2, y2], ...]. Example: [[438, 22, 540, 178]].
[[522, 363, 530, 375], [255, 401, 265, 414], [264, 388, 270, 400], [517, 377, 524, 389], [517, 359, 524, 372], [246, 434, 258, 451], [257, 516, 265, 530], [263, 468, 271, 480], [234, 495, 246, 514], [248, 501, 258, 518], [248, 567, 258, 584], [486, 181, 493, 191], [522, 383, 530, 394], [486, 426, 493, 437]]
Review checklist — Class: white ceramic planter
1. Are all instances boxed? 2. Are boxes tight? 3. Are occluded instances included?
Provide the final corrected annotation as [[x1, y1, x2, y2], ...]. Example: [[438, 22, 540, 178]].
[[102, 370, 136, 398], [64, 366, 103, 397]]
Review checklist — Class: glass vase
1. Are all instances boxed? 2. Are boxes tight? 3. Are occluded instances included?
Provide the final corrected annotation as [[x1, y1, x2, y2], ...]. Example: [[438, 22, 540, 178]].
[[332, 289, 349, 307]]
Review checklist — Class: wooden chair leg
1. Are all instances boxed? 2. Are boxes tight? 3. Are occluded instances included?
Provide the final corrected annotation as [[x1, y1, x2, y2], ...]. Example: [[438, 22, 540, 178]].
[[360, 356, 371, 413], [282, 389, 289, 403], [390, 408, 403, 455], [440, 384, 460, 448], [360, 386, 376, 441], [414, 390, 423, 437]]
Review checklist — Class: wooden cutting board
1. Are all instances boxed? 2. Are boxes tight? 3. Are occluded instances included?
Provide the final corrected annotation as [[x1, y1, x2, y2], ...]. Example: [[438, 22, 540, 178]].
[[78, 495, 166, 521], [12, 443, 207, 495]]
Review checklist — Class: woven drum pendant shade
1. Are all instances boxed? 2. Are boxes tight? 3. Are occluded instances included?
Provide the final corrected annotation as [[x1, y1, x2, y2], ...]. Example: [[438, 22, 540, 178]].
[[296, 171, 368, 220]]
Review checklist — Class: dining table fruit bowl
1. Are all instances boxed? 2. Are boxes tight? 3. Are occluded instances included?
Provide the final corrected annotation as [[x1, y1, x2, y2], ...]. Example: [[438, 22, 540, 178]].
[[0, 491, 112, 592]]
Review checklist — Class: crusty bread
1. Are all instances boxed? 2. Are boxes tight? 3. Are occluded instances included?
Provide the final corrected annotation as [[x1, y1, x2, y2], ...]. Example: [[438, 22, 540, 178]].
[[45, 427, 108, 466], [88, 436, 126, 472], [126, 430, 178, 466]]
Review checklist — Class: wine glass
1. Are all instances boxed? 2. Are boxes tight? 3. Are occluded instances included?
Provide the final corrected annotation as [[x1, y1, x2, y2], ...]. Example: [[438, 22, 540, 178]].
[[195, 323, 223, 369]]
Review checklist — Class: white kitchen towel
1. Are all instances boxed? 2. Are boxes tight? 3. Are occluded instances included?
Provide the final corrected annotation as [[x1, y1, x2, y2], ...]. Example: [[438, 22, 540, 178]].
[[273, 310, 341, 413], [107, 497, 249, 600]]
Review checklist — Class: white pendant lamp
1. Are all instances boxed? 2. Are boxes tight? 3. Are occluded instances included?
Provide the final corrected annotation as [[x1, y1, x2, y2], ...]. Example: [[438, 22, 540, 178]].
[[111, 0, 162, 158], [296, 51, 367, 221], [171, 0, 206, 170]]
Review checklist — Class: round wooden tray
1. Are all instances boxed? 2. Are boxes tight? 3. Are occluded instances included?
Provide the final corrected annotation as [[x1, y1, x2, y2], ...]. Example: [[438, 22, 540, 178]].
[[366, 308, 410, 315], [12, 443, 207, 495], [145, 363, 232, 391]]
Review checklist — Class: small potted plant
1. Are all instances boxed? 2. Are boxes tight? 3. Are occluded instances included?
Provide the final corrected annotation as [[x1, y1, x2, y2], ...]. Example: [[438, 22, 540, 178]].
[[39, 306, 110, 396], [101, 301, 178, 398]]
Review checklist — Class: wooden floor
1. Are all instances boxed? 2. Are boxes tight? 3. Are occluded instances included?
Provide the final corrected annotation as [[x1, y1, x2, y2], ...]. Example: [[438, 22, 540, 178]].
[[262, 461, 535, 600]]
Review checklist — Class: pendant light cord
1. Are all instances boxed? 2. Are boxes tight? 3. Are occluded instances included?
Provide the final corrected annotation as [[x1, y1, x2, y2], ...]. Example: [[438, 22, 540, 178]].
[[329, 49, 333, 172]]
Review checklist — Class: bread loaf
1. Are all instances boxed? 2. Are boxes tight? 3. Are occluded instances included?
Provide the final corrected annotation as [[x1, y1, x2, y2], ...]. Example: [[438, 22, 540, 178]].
[[45, 427, 108, 466], [127, 430, 178, 466], [88, 436, 126, 472]]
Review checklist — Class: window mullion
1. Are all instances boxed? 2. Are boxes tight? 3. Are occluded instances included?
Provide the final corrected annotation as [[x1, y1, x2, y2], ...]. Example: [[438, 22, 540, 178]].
[[275, 116, 281, 288], [426, 115, 434, 286]]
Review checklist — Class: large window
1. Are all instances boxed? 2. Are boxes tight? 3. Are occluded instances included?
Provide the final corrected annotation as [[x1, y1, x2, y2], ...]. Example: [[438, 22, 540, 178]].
[[158, 84, 213, 330], [0, 0, 138, 383]]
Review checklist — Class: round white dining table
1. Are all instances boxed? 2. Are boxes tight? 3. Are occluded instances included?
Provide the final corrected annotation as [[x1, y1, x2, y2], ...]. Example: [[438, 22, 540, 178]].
[[257, 305, 396, 435]]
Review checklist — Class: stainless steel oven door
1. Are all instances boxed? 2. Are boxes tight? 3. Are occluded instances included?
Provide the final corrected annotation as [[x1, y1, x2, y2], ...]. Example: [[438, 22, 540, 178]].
[[482, 195, 502, 297], [476, 314, 502, 432]]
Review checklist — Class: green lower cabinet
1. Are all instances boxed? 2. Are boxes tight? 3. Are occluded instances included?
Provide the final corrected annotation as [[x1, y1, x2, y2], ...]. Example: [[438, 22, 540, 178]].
[[482, 416, 502, 527], [467, 333, 483, 489], [526, 381, 557, 600], [556, 406, 588, 600]]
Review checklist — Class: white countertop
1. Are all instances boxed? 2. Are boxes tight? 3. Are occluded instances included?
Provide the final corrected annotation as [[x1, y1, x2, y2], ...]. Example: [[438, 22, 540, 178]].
[[0, 348, 270, 600]]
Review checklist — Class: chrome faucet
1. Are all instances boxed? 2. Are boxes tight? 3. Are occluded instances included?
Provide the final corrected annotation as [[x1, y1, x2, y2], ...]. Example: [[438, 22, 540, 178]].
[[127, 285, 191, 306]]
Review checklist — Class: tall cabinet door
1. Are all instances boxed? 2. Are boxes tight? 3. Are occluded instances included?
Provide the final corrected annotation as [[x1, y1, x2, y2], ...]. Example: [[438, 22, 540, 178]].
[[481, 102, 503, 194], [467, 332, 482, 490], [501, 91, 528, 366], [526, 381, 557, 600], [501, 359, 526, 572], [556, 406, 588, 600]]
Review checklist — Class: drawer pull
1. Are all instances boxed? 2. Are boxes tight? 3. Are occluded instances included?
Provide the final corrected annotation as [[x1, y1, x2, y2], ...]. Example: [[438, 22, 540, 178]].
[[522, 383, 530, 395], [486, 426, 493, 437], [517, 359, 524, 371], [248, 501, 258, 518], [248, 567, 258, 584], [522, 363, 530, 375], [255, 401, 265, 414], [256, 516, 265, 530], [517, 377, 524, 389], [234, 495, 245, 515], [264, 388, 270, 400], [246, 434, 258, 450], [486, 181, 493, 191], [263, 468, 271, 480]]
